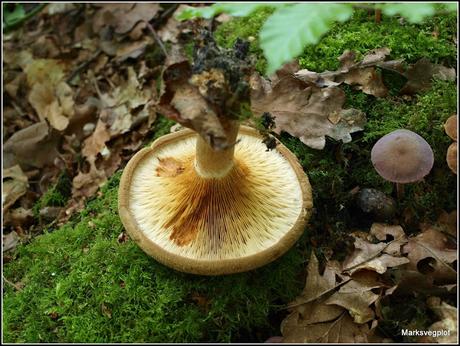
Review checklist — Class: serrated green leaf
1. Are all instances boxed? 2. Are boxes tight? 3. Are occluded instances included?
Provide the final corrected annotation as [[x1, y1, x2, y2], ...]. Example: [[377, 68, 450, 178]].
[[175, 3, 278, 21], [443, 3, 458, 12], [381, 3, 436, 23], [4, 4, 26, 26], [260, 3, 353, 75]]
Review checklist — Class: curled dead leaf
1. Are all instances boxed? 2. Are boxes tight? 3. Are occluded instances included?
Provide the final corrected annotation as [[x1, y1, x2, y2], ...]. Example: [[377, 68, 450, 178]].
[[402, 227, 457, 284], [3, 165, 29, 212], [3, 122, 60, 169]]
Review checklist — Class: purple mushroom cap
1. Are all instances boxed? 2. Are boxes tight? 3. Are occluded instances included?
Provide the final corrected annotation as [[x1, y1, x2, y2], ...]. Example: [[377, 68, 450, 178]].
[[371, 129, 434, 183]]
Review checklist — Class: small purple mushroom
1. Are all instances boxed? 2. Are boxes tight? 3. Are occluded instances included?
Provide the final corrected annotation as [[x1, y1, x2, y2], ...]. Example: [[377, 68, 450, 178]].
[[371, 129, 434, 198]]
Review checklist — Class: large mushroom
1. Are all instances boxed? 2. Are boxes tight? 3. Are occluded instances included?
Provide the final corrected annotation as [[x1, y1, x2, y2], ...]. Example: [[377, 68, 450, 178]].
[[371, 129, 434, 199], [118, 34, 313, 275]]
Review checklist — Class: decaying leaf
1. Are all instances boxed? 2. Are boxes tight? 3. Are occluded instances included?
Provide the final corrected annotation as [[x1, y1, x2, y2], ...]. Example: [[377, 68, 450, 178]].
[[24, 58, 75, 130], [342, 224, 410, 275], [295, 48, 403, 97], [3, 231, 20, 252], [281, 253, 376, 343], [420, 298, 458, 343], [81, 119, 111, 165], [3, 122, 60, 169], [92, 4, 160, 34], [325, 271, 384, 324], [400, 57, 456, 95], [2, 165, 29, 212], [159, 35, 251, 150], [250, 68, 366, 150], [97, 67, 154, 137], [402, 227, 457, 284]]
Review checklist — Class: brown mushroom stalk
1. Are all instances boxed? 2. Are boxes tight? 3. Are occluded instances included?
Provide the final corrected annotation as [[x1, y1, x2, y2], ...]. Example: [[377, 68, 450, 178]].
[[194, 119, 239, 178]]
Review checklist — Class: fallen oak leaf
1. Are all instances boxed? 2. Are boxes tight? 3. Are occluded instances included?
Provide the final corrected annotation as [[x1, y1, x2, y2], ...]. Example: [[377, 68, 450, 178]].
[[324, 271, 385, 324], [287, 252, 350, 307], [250, 71, 366, 150], [342, 226, 410, 275], [402, 227, 457, 284]]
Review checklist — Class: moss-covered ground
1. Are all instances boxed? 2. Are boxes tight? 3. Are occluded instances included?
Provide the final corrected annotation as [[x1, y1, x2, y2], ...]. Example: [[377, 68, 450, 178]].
[[3, 8, 457, 343]]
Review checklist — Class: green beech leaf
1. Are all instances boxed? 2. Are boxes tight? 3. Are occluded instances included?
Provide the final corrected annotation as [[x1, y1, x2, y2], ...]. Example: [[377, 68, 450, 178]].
[[380, 3, 436, 23], [260, 3, 353, 75]]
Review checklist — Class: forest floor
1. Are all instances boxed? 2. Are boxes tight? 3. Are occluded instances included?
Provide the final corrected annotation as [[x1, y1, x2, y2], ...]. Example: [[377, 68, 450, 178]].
[[3, 3, 457, 343]]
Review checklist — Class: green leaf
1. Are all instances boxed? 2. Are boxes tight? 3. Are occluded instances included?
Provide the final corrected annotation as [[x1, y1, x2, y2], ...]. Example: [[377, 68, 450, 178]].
[[443, 3, 458, 12], [176, 3, 276, 21], [260, 3, 353, 75], [380, 3, 436, 23], [4, 4, 26, 26]]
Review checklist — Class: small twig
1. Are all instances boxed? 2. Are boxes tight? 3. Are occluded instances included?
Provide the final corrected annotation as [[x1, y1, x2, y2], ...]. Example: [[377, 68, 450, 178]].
[[66, 49, 102, 84], [2, 275, 23, 292], [145, 21, 168, 58]]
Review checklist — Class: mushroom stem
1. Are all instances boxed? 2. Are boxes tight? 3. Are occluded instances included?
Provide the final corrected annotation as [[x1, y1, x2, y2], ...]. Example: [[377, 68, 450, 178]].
[[194, 119, 240, 178], [396, 183, 405, 200]]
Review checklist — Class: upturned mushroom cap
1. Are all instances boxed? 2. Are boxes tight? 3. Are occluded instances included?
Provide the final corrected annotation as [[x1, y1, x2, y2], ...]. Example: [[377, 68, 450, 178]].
[[444, 114, 457, 141], [371, 129, 434, 183], [118, 126, 313, 275]]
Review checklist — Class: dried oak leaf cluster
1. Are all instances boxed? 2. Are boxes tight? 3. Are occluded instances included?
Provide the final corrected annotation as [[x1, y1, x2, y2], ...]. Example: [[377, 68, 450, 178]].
[[281, 223, 457, 343], [2, 3, 199, 248], [250, 47, 456, 150]]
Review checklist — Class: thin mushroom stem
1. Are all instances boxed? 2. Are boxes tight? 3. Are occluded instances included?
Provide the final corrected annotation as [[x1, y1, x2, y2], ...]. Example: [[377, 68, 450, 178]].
[[396, 182, 405, 200], [194, 119, 240, 178]]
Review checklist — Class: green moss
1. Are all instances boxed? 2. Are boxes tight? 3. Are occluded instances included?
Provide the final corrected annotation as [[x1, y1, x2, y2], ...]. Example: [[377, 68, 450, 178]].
[[214, 7, 274, 74], [298, 9, 457, 72], [32, 172, 72, 218]]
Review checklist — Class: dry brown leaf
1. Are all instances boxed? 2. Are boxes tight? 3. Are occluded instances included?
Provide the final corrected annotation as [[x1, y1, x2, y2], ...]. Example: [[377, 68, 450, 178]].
[[3, 122, 60, 169], [93, 3, 159, 34], [436, 210, 457, 237], [419, 298, 458, 343], [369, 223, 408, 256], [28, 81, 75, 131], [72, 163, 107, 200], [401, 57, 457, 95], [97, 67, 153, 137], [282, 309, 370, 343], [402, 227, 457, 284], [81, 119, 111, 164], [342, 225, 410, 274], [2, 165, 29, 212], [3, 231, 20, 252], [295, 48, 403, 98], [250, 70, 366, 150], [289, 252, 349, 306], [159, 37, 250, 150], [325, 271, 384, 324], [115, 37, 153, 62]]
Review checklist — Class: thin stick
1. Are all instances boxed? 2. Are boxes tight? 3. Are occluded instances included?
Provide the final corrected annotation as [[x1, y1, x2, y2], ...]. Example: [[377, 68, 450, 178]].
[[2, 275, 23, 291], [66, 49, 101, 84], [145, 21, 168, 58]]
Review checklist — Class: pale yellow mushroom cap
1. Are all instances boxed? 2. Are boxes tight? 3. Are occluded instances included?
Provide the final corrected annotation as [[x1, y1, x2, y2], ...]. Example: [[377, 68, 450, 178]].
[[118, 126, 313, 275]]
